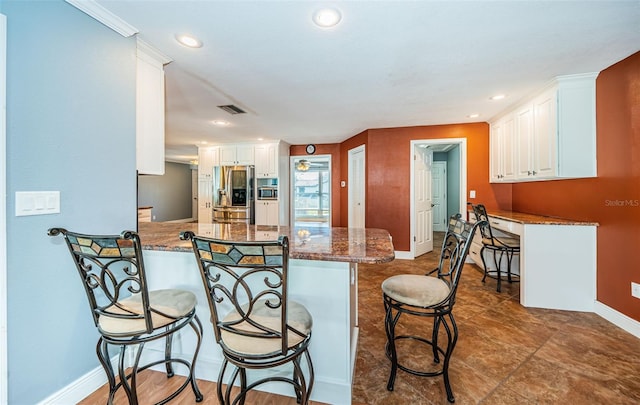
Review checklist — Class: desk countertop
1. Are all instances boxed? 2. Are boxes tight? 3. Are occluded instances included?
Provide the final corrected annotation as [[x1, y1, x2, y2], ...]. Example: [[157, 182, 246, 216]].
[[137, 222, 396, 264], [479, 210, 599, 226]]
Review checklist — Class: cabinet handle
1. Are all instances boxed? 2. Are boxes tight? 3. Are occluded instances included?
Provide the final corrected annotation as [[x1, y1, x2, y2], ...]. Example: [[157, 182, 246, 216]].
[[532, 170, 537, 175]]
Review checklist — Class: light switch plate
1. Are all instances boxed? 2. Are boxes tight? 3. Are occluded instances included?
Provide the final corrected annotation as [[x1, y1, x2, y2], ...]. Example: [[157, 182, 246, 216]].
[[15, 191, 60, 216], [632, 282, 640, 299], [469, 190, 476, 198]]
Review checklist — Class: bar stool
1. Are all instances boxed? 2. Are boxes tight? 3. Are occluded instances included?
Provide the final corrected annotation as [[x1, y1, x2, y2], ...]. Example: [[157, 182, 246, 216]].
[[48, 228, 203, 405], [181, 232, 314, 404], [469, 203, 520, 292], [382, 214, 482, 403]]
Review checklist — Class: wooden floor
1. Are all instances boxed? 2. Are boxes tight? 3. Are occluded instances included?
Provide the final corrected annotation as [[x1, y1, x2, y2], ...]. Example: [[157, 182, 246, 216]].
[[80, 231, 640, 404]]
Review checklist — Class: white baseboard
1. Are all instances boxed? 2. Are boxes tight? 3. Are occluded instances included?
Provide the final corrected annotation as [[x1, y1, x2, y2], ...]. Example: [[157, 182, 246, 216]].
[[394, 250, 413, 260], [163, 217, 195, 223], [37, 364, 107, 405], [594, 300, 640, 339]]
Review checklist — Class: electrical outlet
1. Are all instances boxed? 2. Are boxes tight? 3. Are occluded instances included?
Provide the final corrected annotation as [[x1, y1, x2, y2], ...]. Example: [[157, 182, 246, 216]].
[[469, 190, 476, 199], [632, 282, 640, 299]]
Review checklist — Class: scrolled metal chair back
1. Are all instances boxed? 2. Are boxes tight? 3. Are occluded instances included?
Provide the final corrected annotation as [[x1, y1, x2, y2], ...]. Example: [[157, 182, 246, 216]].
[[47, 228, 153, 335], [181, 231, 291, 356], [468, 203, 495, 242]]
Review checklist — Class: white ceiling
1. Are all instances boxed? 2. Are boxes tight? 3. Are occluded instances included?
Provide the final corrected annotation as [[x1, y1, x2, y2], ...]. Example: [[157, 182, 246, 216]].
[[92, 0, 640, 163]]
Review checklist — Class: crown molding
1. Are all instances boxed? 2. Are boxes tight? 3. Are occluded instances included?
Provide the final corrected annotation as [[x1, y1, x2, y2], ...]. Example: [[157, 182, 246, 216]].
[[137, 37, 172, 65], [65, 0, 138, 37]]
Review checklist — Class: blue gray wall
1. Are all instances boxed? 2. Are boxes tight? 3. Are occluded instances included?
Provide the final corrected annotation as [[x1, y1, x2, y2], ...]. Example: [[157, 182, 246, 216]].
[[433, 145, 461, 219], [138, 162, 194, 221], [2, 1, 136, 403]]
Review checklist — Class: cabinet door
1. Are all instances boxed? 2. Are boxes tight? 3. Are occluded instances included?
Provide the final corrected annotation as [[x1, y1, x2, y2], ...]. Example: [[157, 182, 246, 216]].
[[220, 145, 255, 165], [515, 104, 534, 179], [235, 144, 255, 165], [489, 121, 503, 182], [255, 144, 278, 177], [198, 178, 213, 223], [219, 146, 237, 165], [533, 89, 557, 178], [255, 201, 279, 225], [198, 147, 218, 179], [501, 115, 516, 181]]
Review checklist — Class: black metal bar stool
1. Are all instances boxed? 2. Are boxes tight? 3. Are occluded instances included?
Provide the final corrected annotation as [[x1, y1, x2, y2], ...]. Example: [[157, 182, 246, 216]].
[[48, 228, 203, 405], [382, 214, 482, 403], [469, 203, 520, 292], [181, 232, 314, 404]]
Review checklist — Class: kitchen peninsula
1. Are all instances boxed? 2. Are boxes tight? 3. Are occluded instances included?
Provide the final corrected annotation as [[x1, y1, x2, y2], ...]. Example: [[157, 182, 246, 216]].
[[137, 221, 395, 405]]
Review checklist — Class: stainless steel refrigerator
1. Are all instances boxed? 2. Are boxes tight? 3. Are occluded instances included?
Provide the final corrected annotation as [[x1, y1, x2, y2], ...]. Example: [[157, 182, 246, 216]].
[[212, 165, 255, 224]]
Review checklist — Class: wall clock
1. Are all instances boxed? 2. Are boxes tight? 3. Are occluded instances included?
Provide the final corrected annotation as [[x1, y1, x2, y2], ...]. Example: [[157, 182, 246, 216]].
[[306, 144, 316, 154]]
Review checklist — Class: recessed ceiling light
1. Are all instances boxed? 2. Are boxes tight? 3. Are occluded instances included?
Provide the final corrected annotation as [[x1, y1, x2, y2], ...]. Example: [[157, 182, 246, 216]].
[[257, 138, 264, 141], [490, 94, 506, 101], [211, 120, 230, 126], [175, 34, 202, 48], [313, 8, 342, 28], [468, 113, 480, 118]]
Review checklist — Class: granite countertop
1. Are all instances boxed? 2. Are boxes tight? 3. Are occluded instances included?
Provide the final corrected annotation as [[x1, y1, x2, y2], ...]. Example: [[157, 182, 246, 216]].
[[473, 209, 599, 226], [137, 222, 396, 264]]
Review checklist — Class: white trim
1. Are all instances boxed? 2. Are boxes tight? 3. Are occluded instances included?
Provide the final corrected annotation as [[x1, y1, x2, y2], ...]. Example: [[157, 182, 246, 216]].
[[0, 13, 7, 405], [136, 37, 172, 66], [394, 251, 413, 260], [163, 217, 195, 223], [594, 301, 640, 339], [37, 365, 107, 405], [65, 0, 138, 37], [410, 139, 467, 258]]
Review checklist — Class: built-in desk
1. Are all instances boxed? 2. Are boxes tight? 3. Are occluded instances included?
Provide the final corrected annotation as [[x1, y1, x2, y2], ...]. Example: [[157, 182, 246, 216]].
[[137, 222, 394, 405], [469, 210, 598, 312]]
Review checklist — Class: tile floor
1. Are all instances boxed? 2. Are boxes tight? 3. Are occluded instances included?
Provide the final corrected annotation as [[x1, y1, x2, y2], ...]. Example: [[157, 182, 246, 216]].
[[81, 231, 640, 404], [352, 232, 640, 404]]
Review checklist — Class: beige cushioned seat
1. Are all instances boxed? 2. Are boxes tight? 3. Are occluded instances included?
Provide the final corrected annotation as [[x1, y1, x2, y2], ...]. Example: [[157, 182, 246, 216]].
[[98, 288, 197, 335], [382, 275, 451, 308], [221, 299, 313, 355]]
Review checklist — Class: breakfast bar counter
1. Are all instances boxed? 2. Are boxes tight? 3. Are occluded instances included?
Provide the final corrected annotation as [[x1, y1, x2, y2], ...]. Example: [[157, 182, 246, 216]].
[[137, 222, 394, 404]]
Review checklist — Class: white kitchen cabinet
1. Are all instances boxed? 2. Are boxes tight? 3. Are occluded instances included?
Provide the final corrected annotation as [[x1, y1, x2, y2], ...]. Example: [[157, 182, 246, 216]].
[[255, 143, 278, 177], [255, 201, 279, 226], [220, 144, 254, 166], [198, 177, 213, 223], [136, 39, 171, 175], [516, 88, 557, 180], [489, 72, 597, 183], [198, 146, 219, 179], [489, 113, 516, 182]]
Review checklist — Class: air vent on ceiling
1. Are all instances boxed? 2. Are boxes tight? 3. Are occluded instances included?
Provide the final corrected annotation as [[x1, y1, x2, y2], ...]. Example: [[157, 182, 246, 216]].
[[217, 104, 246, 115]]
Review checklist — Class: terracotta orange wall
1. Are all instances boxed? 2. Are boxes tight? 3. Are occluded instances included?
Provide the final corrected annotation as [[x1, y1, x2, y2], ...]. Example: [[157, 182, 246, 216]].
[[290, 143, 342, 227], [511, 51, 640, 321], [339, 123, 510, 251]]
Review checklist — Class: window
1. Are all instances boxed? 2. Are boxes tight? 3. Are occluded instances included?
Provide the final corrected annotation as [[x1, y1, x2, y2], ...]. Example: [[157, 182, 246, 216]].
[[291, 156, 331, 227]]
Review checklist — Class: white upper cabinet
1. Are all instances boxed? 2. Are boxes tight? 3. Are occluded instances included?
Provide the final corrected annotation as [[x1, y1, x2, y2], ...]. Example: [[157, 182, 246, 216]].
[[490, 113, 516, 182], [254, 143, 278, 178], [136, 39, 171, 175], [198, 146, 219, 179], [220, 144, 254, 166], [489, 72, 597, 183]]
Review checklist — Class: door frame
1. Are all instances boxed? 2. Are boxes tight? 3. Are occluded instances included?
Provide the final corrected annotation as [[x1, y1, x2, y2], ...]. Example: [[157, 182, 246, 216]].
[[1, 13, 7, 405], [409, 138, 467, 259]]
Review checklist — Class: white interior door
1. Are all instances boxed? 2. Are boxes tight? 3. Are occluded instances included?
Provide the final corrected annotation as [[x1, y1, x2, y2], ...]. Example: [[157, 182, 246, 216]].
[[432, 161, 447, 232], [191, 169, 198, 221], [0, 13, 7, 405], [348, 145, 365, 228], [414, 146, 433, 256]]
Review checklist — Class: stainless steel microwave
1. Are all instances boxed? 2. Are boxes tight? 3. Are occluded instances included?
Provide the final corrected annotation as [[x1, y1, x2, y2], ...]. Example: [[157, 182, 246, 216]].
[[258, 187, 278, 200]]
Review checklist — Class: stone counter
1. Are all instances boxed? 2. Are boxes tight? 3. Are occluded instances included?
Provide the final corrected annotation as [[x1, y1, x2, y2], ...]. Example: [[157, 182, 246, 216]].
[[137, 221, 395, 264], [483, 210, 599, 226]]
